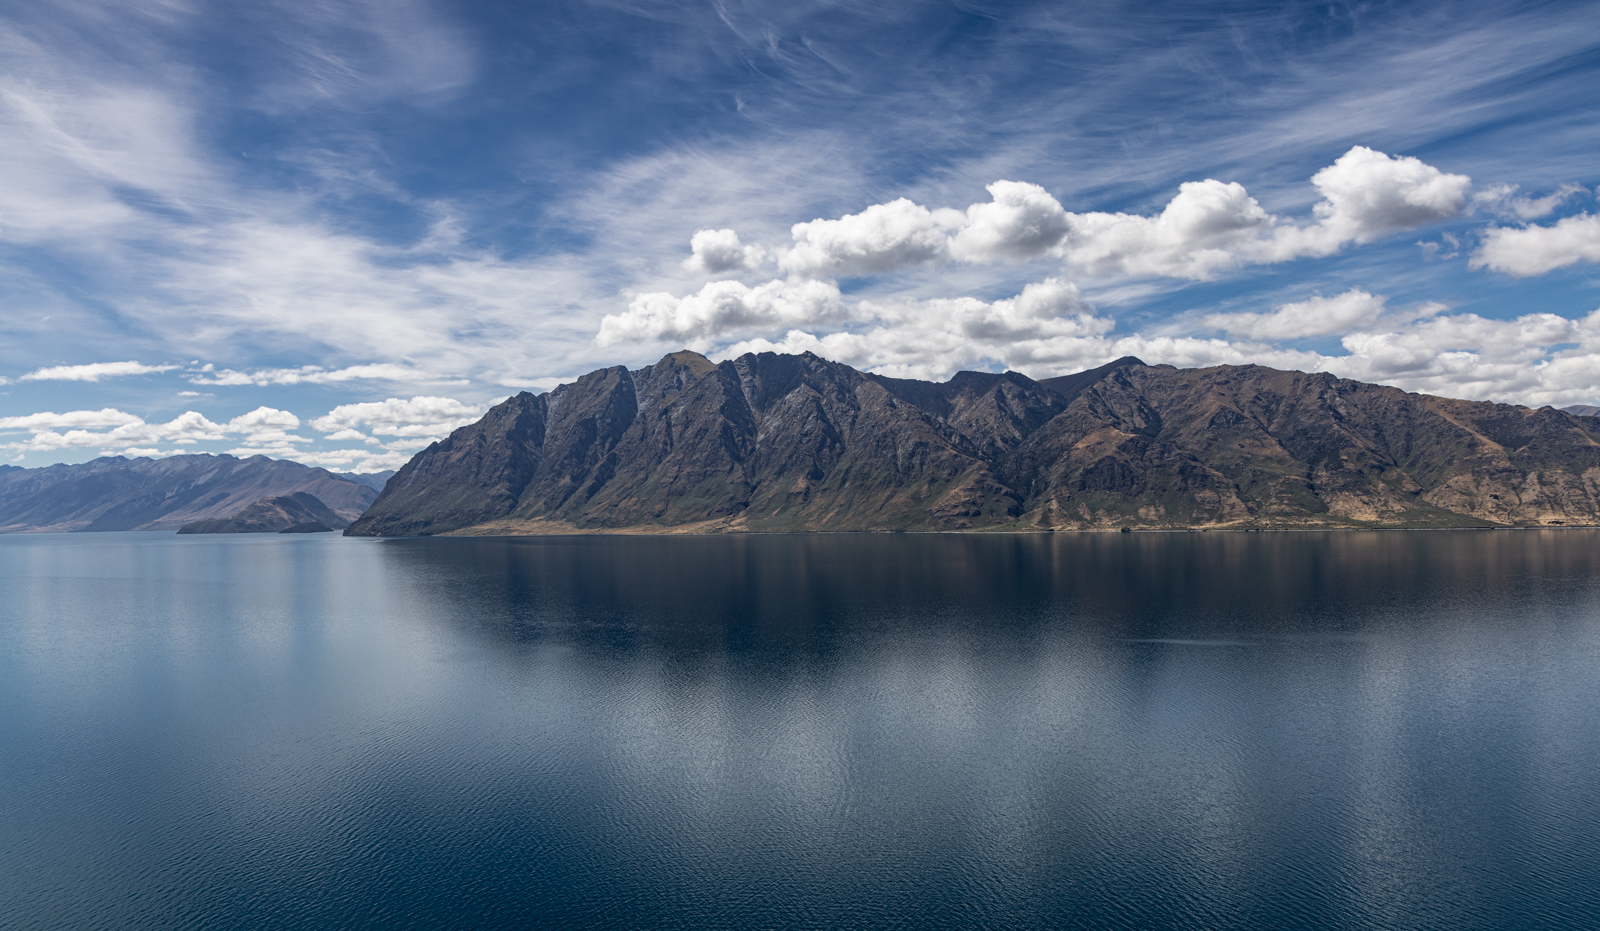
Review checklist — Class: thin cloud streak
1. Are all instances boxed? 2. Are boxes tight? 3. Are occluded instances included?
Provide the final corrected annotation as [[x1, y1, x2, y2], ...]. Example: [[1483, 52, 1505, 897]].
[[20, 361, 178, 382]]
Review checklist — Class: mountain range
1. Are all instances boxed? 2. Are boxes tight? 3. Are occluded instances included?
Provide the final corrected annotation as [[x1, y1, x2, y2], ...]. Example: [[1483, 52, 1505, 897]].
[[177, 491, 351, 534], [0, 454, 379, 533], [346, 351, 1600, 535], [332, 470, 396, 491]]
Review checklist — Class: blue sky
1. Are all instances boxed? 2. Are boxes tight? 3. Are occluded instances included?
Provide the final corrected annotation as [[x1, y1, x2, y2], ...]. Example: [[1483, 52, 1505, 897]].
[[2, 0, 1598, 470]]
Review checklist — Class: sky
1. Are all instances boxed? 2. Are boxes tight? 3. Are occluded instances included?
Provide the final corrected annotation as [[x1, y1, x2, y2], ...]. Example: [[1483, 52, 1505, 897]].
[[1, 0, 1598, 471]]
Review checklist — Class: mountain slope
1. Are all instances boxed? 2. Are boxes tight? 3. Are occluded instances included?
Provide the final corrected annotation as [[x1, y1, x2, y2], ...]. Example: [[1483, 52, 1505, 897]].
[[0, 454, 379, 533], [348, 352, 1600, 535], [332, 470, 396, 492], [177, 492, 350, 534]]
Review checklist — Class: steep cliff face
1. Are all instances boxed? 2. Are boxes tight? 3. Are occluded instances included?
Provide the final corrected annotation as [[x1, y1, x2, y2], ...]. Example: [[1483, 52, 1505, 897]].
[[351, 351, 1024, 535], [348, 390, 550, 536], [346, 352, 1600, 535]]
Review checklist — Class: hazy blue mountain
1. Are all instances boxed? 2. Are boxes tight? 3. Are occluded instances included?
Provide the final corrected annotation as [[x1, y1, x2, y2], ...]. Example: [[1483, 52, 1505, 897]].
[[177, 491, 348, 534], [1562, 405, 1600, 417], [0, 454, 378, 533], [349, 352, 1600, 536], [332, 470, 396, 491]]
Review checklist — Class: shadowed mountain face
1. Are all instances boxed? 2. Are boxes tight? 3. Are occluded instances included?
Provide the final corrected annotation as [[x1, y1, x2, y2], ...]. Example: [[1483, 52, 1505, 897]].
[[347, 352, 1600, 535], [177, 492, 349, 534], [0, 454, 378, 533]]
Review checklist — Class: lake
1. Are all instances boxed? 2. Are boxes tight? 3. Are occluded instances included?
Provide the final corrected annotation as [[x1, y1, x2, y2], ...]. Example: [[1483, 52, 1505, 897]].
[[3, 530, 1599, 930]]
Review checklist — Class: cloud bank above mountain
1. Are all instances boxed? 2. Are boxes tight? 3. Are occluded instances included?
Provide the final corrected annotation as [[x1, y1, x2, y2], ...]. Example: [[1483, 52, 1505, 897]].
[[0, 0, 1597, 467], [0, 397, 483, 470], [592, 144, 1599, 406]]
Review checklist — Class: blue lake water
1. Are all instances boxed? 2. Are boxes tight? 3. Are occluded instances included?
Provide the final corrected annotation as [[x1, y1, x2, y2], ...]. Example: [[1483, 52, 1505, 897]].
[[3, 530, 1599, 930]]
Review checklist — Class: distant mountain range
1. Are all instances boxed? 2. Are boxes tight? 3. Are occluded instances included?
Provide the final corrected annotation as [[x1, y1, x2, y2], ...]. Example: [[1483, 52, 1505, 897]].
[[332, 470, 396, 491], [7, 356, 1597, 536], [177, 491, 351, 534], [0, 454, 380, 533], [347, 351, 1600, 535]]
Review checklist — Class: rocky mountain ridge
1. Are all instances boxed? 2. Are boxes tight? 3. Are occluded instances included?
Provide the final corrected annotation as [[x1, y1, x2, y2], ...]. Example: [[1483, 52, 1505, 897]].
[[347, 351, 1600, 535]]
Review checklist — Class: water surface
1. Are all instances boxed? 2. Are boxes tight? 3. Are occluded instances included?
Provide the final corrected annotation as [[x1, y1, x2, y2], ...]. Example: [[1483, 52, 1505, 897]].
[[3, 530, 1599, 929]]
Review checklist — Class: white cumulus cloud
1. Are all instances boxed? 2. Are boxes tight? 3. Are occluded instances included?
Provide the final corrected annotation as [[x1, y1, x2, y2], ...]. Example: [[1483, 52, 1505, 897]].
[[597, 278, 846, 347], [682, 228, 767, 274], [265, 447, 414, 471], [0, 406, 315, 456], [1471, 214, 1600, 277], [1059, 178, 1274, 279], [1201, 290, 1388, 341], [0, 409, 143, 431], [723, 302, 1600, 409], [1297, 146, 1472, 246], [721, 277, 1114, 380], [0, 396, 485, 465], [225, 407, 308, 447], [0, 410, 231, 453], [1325, 310, 1592, 404], [948, 181, 1072, 264], [309, 396, 485, 439], [779, 198, 962, 278], [737, 146, 1472, 284], [1072, 147, 1470, 276]]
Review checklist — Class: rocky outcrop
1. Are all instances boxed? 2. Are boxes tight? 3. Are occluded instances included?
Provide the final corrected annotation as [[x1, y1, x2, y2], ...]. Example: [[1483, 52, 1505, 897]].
[[0, 454, 378, 533], [177, 492, 349, 534], [347, 352, 1600, 535]]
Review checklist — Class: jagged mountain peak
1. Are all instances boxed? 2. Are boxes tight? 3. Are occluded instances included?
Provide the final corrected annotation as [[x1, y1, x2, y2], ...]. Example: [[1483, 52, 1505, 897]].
[[347, 352, 1600, 536]]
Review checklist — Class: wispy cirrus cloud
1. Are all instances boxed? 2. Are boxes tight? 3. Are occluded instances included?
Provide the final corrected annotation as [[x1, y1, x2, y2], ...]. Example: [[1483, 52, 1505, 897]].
[[19, 361, 177, 382], [0, 1, 588, 386], [1472, 183, 1588, 221], [186, 363, 465, 387]]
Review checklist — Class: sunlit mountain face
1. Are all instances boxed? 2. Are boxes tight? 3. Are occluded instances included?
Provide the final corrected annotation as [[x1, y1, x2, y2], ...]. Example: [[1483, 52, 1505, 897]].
[[3, 0, 1598, 472]]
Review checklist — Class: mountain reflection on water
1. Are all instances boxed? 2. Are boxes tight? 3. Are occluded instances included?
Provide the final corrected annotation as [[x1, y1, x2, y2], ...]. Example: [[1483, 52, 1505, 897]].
[[3, 530, 1599, 930]]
